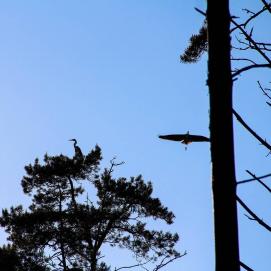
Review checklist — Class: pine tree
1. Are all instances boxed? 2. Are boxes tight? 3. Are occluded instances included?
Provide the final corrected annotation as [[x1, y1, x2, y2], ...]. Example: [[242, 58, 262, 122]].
[[1, 144, 182, 271]]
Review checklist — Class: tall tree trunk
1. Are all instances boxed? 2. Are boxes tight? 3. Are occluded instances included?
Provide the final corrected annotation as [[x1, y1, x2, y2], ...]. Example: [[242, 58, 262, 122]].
[[207, 1, 240, 271]]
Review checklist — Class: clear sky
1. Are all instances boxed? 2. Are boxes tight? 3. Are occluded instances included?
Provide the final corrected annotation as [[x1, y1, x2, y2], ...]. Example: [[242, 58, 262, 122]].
[[0, 1, 270, 270]]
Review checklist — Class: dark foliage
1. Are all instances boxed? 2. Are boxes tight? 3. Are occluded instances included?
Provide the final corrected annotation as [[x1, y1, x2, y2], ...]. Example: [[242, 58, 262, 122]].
[[0, 244, 49, 271], [0, 245, 20, 271], [0, 144, 181, 271], [180, 21, 207, 63]]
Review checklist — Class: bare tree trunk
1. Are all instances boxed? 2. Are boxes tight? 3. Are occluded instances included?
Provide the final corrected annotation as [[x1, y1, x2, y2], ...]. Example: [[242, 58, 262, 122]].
[[207, 1, 240, 271]]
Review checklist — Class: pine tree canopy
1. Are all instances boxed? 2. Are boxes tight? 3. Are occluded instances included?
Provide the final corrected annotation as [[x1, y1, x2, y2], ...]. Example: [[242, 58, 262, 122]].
[[0, 144, 181, 271]]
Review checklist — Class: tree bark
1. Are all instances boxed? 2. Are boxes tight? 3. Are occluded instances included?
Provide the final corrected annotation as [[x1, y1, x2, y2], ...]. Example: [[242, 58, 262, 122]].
[[207, 1, 240, 271]]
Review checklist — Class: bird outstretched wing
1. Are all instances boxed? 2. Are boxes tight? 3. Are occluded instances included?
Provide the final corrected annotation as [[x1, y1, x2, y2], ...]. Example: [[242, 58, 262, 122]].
[[187, 134, 210, 142], [159, 133, 210, 144], [158, 134, 188, 142]]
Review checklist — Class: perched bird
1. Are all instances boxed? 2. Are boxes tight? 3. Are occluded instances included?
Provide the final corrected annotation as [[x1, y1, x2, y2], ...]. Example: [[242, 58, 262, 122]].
[[69, 139, 83, 158], [159, 131, 209, 149]]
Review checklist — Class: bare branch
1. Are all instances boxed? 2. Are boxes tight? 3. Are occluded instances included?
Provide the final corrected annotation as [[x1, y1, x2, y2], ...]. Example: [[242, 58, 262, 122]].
[[260, 0, 271, 14], [237, 172, 271, 184], [231, 58, 256, 64], [115, 259, 152, 271], [153, 252, 187, 271], [232, 109, 271, 151], [232, 64, 271, 77], [244, 214, 256, 221], [108, 157, 125, 175], [254, 41, 271, 47], [242, 8, 256, 15], [236, 196, 271, 231], [240, 261, 254, 271], [258, 81, 271, 100], [231, 6, 268, 32], [194, 7, 206, 17], [231, 18, 271, 65], [246, 170, 271, 193]]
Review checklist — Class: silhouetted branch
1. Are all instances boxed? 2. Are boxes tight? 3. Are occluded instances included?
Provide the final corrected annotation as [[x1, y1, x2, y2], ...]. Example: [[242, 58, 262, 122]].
[[232, 64, 271, 77], [246, 170, 271, 193], [235, 37, 271, 52], [258, 81, 271, 100], [231, 58, 256, 64], [231, 6, 268, 32], [237, 172, 271, 184], [236, 196, 271, 231], [240, 261, 254, 271], [254, 41, 271, 51], [108, 157, 125, 175], [194, 7, 206, 17], [153, 252, 187, 271], [231, 18, 271, 65], [242, 8, 256, 15], [115, 259, 152, 271], [232, 109, 271, 151], [260, 0, 271, 14]]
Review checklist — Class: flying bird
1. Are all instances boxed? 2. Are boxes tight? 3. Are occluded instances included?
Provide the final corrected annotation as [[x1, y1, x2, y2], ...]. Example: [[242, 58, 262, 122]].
[[69, 138, 83, 158], [159, 131, 210, 149]]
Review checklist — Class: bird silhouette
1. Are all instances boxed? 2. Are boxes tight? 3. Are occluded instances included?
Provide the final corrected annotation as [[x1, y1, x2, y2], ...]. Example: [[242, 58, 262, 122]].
[[69, 139, 83, 158], [159, 131, 209, 149]]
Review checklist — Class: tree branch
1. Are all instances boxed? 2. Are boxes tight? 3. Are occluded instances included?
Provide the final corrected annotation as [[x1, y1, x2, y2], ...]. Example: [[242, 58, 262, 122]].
[[260, 0, 271, 14], [231, 58, 256, 65], [232, 109, 271, 151], [153, 252, 187, 271], [232, 64, 271, 77], [236, 195, 271, 231], [115, 259, 152, 271], [240, 261, 254, 271], [246, 170, 271, 193], [231, 6, 268, 32], [258, 81, 271, 100], [231, 18, 271, 65], [237, 172, 271, 184]]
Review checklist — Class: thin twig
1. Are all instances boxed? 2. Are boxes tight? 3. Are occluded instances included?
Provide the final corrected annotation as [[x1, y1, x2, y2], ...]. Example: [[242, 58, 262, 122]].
[[115, 259, 152, 271], [231, 18, 271, 65], [236, 195, 271, 231], [231, 6, 267, 33], [258, 81, 271, 100], [153, 252, 187, 271], [194, 7, 206, 17], [231, 58, 256, 64]]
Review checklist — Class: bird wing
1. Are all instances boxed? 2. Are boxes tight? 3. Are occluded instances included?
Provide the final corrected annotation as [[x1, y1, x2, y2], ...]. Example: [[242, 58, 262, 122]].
[[158, 134, 187, 142], [159, 134, 210, 143], [186, 135, 210, 142]]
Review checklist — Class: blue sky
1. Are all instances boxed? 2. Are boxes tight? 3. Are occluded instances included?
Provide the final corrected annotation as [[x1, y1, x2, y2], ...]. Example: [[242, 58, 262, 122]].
[[0, 1, 270, 270]]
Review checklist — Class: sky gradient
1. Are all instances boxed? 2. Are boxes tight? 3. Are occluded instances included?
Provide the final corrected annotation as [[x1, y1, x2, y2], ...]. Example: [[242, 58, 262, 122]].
[[0, 1, 270, 270]]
